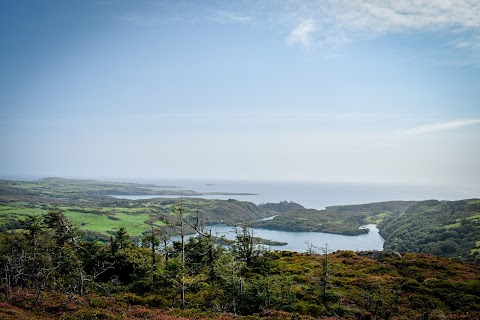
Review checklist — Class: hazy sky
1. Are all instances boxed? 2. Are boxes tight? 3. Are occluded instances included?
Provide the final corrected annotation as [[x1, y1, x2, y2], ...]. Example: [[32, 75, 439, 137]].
[[1, 0, 479, 188]]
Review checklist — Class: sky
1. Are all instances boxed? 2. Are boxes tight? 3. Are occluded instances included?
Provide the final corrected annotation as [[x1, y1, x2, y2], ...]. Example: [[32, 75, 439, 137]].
[[0, 0, 479, 190]]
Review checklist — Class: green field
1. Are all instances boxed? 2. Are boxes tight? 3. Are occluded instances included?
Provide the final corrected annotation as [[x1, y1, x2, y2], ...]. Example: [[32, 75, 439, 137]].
[[472, 240, 480, 254], [0, 178, 274, 238], [443, 221, 461, 229], [63, 210, 166, 236], [365, 211, 388, 224], [0, 203, 47, 221], [0, 202, 169, 237], [443, 212, 480, 229]]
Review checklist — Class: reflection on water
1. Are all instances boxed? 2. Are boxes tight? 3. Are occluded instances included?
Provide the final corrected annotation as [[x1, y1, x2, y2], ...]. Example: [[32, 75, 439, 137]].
[[260, 215, 278, 221], [173, 224, 384, 253]]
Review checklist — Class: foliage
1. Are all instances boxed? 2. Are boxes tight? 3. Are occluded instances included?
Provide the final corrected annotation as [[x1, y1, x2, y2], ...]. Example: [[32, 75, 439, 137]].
[[2, 232, 479, 320], [1, 178, 480, 319], [379, 199, 480, 262], [258, 201, 306, 213], [252, 201, 415, 235]]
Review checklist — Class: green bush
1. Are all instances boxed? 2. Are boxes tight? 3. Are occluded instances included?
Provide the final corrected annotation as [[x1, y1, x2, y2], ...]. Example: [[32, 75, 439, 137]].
[[401, 278, 421, 292]]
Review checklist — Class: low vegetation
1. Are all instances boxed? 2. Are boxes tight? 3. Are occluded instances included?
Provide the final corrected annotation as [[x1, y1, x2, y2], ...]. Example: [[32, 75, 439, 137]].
[[1, 209, 479, 320]]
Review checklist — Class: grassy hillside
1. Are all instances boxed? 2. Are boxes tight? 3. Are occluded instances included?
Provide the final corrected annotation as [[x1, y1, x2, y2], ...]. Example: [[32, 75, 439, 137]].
[[0, 177, 256, 201], [0, 178, 276, 240], [379, 199, 480, 263], [0, 198, 276, 240]]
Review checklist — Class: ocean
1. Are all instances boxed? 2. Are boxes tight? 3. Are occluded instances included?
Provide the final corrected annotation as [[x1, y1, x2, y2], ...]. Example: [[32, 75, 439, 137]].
[[3, 174, 478, 209], [123, 179, 479, 209]]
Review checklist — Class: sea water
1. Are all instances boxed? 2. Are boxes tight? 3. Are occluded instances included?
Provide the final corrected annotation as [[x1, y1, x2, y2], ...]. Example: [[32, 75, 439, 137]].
[[113, 179, 478, 210]]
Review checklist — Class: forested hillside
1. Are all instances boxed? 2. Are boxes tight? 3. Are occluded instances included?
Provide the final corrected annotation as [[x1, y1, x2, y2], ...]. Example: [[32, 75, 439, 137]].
[[1, 209, 479, 320], [379, 199, 480, 263], [258, 201, 306, 213], [252, 201, 416, 235]]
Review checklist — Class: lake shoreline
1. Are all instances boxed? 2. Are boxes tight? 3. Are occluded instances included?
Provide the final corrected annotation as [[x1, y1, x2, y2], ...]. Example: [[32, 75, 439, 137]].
[[196, 223, 384, 253]]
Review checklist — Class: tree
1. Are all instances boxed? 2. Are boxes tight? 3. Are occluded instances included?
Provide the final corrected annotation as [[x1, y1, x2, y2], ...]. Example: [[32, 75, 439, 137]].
[[158, 227, 172, 262], [43, 208, 79, 248], [141, 219, 162, 287], [43, 209, 86, 296], [187, 208, 217, 281], [106, 227, 151, 285], [318, 244, 340, 316], [22, 215, 43, 249], [173, 202, 187, 308], [111, 226, 132, 254], [233, 224, 259, 269], [0, 211, 78, 306], [142, 220, 160, 271], [214, 250, 244, 314], [0, 232, 29, 301]]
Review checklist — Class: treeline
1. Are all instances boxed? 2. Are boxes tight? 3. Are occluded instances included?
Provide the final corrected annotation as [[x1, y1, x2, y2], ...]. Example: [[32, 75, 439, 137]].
[[0, 208, 298, 315], [379, 199, 480, 263], [1, 208, 480, 319]]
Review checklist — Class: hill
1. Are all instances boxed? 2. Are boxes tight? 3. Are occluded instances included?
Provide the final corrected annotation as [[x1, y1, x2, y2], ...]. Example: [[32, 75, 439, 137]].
[[252, 201, 416, 235], [0, 178, 272, 240], [0, 177, 256, 201], [379, 199, 480, 263], [258, 201, 306, 213]]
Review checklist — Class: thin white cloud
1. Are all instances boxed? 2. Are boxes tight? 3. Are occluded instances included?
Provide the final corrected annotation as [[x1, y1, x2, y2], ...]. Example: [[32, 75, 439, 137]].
[[451, 36, 480, 51], [287, 19, 316, 48], [211, 10, 254, 24], [119, 1, 480, 62], [270, 0, 480, 61], [289, 0, 480, 34], [401, 119, 480, 135]]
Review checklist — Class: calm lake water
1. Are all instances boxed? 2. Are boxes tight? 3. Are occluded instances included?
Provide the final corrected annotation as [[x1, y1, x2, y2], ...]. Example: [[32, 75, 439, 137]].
[[173, 224, 384, 253]]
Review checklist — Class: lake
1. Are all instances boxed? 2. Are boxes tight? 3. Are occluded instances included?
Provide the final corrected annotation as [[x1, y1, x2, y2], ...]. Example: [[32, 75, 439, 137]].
[[173, 224, 384, 253]]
